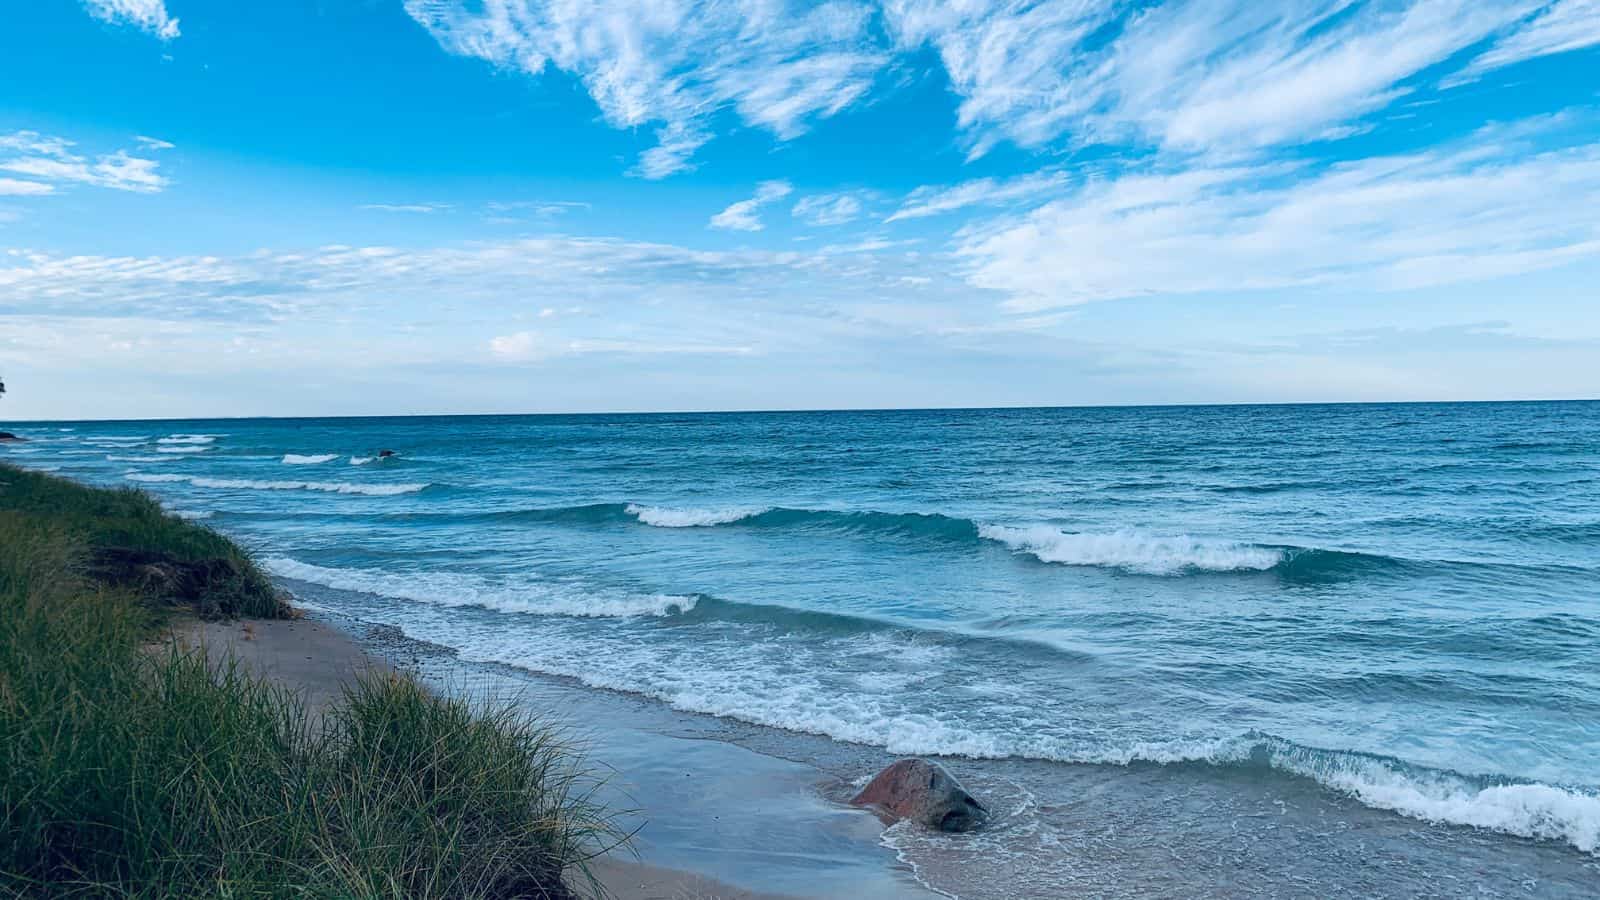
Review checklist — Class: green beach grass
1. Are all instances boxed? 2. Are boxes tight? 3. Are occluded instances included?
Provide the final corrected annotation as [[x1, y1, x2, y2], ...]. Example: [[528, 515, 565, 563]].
[[0, 463, 618, 898]]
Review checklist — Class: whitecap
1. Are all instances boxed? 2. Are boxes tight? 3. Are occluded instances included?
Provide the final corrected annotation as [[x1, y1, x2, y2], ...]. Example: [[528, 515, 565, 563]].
[[625, 503, 769, 527], [283, 453, 339, 465], [157, 434, 221, 445], [156, 446, 211, 455], [977, 524, 1282, 574]]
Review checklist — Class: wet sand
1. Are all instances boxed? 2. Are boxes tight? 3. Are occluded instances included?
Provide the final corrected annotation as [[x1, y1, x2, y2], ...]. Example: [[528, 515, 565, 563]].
[[165, 613, 895, 899]]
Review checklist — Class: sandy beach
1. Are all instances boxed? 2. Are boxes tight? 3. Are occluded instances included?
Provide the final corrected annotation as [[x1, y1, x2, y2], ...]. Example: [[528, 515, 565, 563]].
[[168, 612, 914, 899]]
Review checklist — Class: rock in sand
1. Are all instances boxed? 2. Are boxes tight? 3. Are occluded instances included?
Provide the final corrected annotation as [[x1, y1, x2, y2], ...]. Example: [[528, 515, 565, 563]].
[[851, 758, 988, 832]]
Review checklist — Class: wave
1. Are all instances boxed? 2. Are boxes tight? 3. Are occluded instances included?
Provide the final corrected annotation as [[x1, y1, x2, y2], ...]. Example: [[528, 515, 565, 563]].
[[156, 446, 211, 455], [264, 556, 694, 618], [124, 473, 427, 496], [283, 453, 339, 465], [978, 524, 1283, 574], [624, 503, 770, 527], [156, 434, 221, 445], [350, 456, 375, 466], [106, 454, 166, 463], [1112, 734, 1600, 855], [400, 594, 1599, 855], [474, 501, 1422, 579]]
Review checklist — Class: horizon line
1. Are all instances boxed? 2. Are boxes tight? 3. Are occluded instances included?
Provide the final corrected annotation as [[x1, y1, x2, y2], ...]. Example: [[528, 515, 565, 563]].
[[3, 396, 1597, 425]]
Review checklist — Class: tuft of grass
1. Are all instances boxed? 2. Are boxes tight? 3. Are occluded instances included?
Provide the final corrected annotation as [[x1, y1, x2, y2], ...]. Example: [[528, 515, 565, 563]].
[[0, 465, 620, 898], [0, 463, 286, 619]]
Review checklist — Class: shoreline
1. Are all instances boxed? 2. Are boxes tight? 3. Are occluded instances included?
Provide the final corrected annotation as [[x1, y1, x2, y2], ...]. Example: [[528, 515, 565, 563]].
[[181, 609, 919, 899]]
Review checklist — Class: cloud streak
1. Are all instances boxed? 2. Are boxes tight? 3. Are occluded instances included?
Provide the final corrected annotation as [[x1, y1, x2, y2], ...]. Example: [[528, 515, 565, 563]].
[[405, 1, 1593, 172], [956, 119, 1600, 309], [405, 0, 885, 177], [710, 180, 794, 231], [0, 131, 171, 194]]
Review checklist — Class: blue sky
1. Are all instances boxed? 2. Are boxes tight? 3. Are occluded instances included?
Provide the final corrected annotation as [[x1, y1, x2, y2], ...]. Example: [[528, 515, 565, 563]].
[[1, 0, 1598, 419]]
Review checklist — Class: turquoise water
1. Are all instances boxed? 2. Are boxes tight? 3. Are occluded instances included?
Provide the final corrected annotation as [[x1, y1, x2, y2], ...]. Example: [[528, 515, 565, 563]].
[[6, 402, 1599, 887]]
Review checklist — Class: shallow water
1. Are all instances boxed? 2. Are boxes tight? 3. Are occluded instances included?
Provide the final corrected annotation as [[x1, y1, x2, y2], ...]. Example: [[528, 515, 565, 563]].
[[6, 402, 1598, 896]]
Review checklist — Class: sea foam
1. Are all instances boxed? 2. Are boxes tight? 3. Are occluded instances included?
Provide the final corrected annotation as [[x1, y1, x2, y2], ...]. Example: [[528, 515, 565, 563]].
[[625, 503, 769, 527], [283, 453, 339, 465], [156, 446, 211, 455], [978, 524, 1283, 574], [264, 556, 695, 618], [156, 434, 221, 445], [125, 473, 426, 496]]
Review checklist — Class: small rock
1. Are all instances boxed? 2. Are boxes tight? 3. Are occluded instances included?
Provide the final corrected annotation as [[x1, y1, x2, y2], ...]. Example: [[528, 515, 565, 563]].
[[851, 758, 988, 832], [377, 449, 397, 458], [0, 432, 25, 442]]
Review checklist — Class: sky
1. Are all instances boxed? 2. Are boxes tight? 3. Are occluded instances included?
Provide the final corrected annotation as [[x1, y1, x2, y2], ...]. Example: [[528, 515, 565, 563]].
[[1, 0, 1598, 419]]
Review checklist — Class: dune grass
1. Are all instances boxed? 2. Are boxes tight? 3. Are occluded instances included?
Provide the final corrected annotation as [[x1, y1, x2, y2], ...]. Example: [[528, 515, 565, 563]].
[[0, 464, 618, 898]]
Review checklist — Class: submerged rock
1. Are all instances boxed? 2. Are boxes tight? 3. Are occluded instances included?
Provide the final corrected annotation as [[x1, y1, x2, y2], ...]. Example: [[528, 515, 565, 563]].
[[376, 449, 397, 458], [851, 758, 988, 832], [0, 432, 24, 442]]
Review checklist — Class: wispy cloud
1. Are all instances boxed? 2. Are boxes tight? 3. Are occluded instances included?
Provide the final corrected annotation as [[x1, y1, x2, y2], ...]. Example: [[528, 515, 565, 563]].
[[792, 191, 871, 226], [482, 200, 590, 223], [489, 329, 753, 361], [710, 180, 794, 231], [956, 117, 1600, 309], [888, 171, 1071, 222], [0, 178, 55, 197], [82, 0, 180, 40], [405, 0, 885, 177], [405, 2, 1591, 171], [359, 202, 453, 214], [887, 0, 1547, 157], [0, 131, 170, 194], [1450, 0, 1600, 84]]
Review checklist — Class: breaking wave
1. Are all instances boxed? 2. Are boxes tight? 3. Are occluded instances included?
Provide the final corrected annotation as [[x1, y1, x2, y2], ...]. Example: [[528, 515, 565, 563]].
[[1087, 735, 1600, 855], [478, 502, 1413, 579], [157, 446, 211, 455], [624, 503, 770, 527], [265, 556, 695, 618], [283, 453, 339, 465], [156, 434, 220, 445], [977, 524, 1283, 574]]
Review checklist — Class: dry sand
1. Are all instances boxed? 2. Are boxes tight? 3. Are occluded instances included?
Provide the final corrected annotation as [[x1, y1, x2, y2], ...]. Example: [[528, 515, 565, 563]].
[[165, 614, 786, 900]]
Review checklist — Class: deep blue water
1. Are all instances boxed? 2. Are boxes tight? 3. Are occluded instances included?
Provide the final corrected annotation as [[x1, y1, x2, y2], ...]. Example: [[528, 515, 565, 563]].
[[6, 402, 1598, 867]]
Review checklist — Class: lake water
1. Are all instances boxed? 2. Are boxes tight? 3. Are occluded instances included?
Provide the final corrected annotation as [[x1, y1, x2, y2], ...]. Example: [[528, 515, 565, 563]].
[[6, 401, 1598, 896]]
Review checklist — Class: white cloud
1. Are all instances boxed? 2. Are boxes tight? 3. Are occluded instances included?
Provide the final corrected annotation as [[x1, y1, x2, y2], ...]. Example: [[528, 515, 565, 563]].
[[956, 121, 1600, 310], [135, 135, 176, 150], [0, 131, 171, 194], [0, 178, 54, 196], [405, 0, 885, 178], [710, 180, 794, 231], [82, 0, 180, 40], [489, 330, 547, 359], [359, 203, 453, 213], [404, 1, 1592, 168], [792, 191, 868, 226], [887, 0, 1549, 157], [888, 171, 1071, 222], [1452, 0, 1600, 83], [490, 328, 753, 361]]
